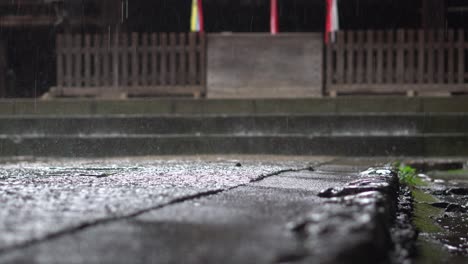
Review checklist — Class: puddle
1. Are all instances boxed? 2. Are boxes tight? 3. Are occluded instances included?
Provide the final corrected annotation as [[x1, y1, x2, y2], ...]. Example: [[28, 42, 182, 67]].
[[406, 160, 468, 263]]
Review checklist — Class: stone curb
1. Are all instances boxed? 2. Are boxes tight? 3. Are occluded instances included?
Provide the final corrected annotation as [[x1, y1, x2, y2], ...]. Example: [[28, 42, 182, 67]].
[[288, 168, 415, 264]]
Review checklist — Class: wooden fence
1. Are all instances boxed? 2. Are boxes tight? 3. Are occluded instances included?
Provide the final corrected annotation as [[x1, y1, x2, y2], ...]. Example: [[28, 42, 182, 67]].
[[326, 29, 468, 96], [51, 32, 206, 97]]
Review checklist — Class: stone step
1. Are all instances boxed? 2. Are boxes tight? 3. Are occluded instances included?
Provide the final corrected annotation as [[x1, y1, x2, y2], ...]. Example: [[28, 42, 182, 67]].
[[0, 134, 467, 157], [2, 97, 468, 115], [1, 114, 468, 135]]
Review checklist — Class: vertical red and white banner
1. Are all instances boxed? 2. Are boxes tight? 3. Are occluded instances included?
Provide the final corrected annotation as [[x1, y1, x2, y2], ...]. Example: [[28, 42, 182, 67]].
[[325, 0, 339, 43], [191, 0, 204, 33], [270, 0, 279, 35]]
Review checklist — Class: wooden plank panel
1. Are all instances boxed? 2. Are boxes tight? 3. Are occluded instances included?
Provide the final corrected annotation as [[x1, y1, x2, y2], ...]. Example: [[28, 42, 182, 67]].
[[437, 29, 445, 83], [0, 41, 4, 97], [169, 33, 177, 86], [417, 30, 425, 84], [121, 33, 128, 88], [345, 31, 354, 83], [331, 83, 468, 93], [93, 34, 101, 87], [131, 32, 139, 87], [427, 30, 435, 84], [355, 31, 364, 84], [325, 34, 334, 86], [406, 30, 415, 83], [102, 33, 110, 88], [112, 32, 120, 89], [447, 29, 455, 84], [56, 35, 64, 88], [188, 33, 197, 85], [365, 30, 373, 84], [458, 29, 465, 84], [141, 33, 148, 86], [160, 33, 167, 85], [65, 34, 73, 88], [150, 33, 158, 86], [385, 30, 394, 84], [74, 35, 82, 87], [376, 31, 384, 84], [126, 86, 205, 96], [179, 33, 187, 86], [199, 33, 206, 91], [396, 30, 405, 84], [335, 32, 345, 84], [84, 34, 91, 87]]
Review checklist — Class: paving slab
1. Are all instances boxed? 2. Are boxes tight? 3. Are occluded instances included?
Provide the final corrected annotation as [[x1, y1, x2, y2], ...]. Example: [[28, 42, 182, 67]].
[[0, 156, 317, 253], [0, 157, 398, 264]]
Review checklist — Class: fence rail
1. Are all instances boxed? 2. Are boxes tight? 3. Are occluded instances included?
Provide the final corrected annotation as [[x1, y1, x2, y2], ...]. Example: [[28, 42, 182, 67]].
[[326, 29, 468, 95], [52, 32, 206, 97]]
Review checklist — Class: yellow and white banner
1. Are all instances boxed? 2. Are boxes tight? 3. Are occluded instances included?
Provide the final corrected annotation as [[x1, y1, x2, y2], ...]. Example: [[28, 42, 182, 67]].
[[191, 0, 204, 32]]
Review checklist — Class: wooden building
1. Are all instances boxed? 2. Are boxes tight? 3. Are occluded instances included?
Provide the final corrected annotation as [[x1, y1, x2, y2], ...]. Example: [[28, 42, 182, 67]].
[[0, 0, 467, 98], [0, 0, 118, 97]]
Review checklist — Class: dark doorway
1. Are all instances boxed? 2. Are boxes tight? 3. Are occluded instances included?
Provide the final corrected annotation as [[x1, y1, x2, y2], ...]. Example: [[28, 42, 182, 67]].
[[338, 0, 421, 30], [203, 0, 325, 32], [1, 28, 55, 98]]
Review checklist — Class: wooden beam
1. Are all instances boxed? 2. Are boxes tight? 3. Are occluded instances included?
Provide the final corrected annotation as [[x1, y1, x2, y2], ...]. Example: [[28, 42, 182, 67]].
[[0, 15, 101, 27], [0, 0, 47, 6]]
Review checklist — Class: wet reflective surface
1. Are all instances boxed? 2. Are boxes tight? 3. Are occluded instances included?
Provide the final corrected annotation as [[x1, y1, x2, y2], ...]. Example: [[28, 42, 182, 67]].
[[0, 157, 400, 264], [411, 162, 468, 263], [429, 182, 468, 257], [0, 156, 309, 251]]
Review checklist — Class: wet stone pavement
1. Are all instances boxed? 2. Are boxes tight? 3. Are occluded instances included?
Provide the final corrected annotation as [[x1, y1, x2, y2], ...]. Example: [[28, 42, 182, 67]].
[[0, 157, 400, 264], [415, 169, 468, 263]]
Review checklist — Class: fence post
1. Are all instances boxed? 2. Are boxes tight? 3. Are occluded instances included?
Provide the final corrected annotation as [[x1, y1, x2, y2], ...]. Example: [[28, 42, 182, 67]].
[[427, 30, 435, 84], [169, 33, 177, 86], [121, 34, 128, 88], [356, 31, 365, 84], [73, 35, 82, 88], [141, 33, 148, 86], [188, 33, 197, 86], [151, 33, 158, 86], [93, 34, 101, 87], [199, 33, 206, 95], [396, 29, 405, 84], [376, 30, 384, 84], [447, 29, 455, 84], [417, 30, 425, 84], [65, 34, 73, 88], [458, 29, 465, 84], [406, 30, 415, 83], [179, 33, 187, 86], [326, 32, 334, 91], [112, 31, 120, 89], [336, 31, 345, 86], [131, 33, 139, 88], [365, 30, 373, 84], [56, 35, 64, 93], [84, 34, 91, 88], [102, 33, 110, 89], [345, 31, 354, 84], [385, 30, 394, 84], [437, 29, 445, 84], [160, 33, 167, 86]]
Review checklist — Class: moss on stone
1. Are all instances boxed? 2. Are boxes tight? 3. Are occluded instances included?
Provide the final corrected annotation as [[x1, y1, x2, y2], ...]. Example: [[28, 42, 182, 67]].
[[415, 239, 449, 264], [412, 189, 444, 233], [412, 188, 438, 203]]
